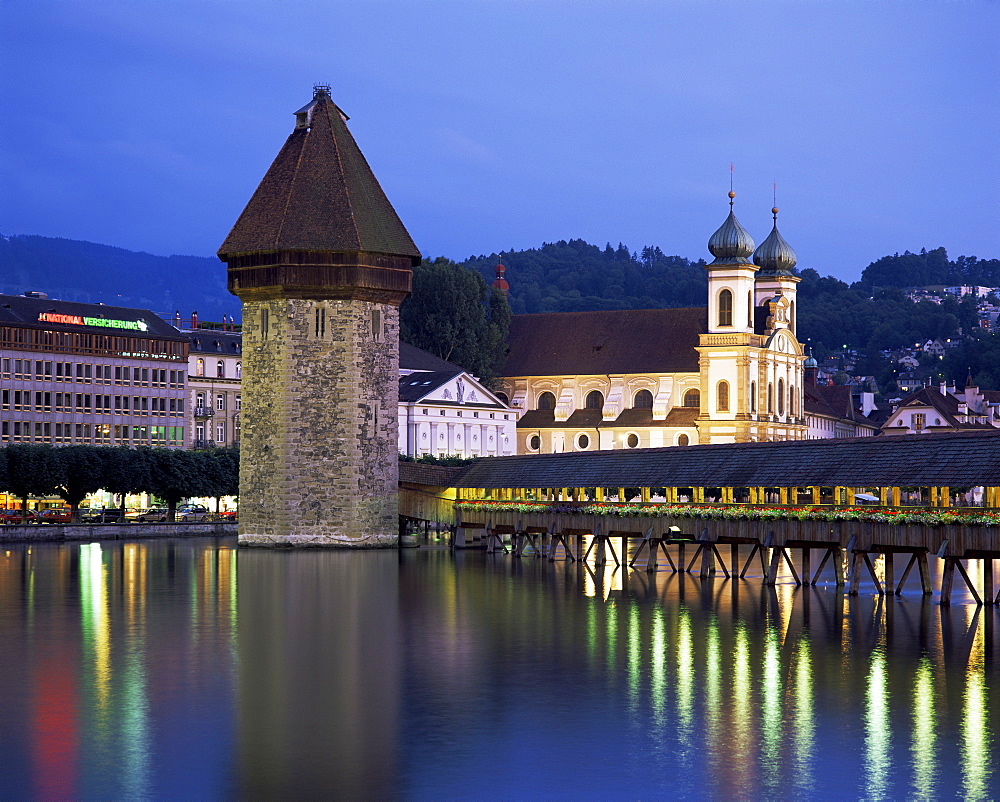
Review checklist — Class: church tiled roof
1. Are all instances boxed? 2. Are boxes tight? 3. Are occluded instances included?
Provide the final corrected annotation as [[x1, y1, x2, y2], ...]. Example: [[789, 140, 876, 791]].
[[218, 88, 420, 261], [502, 308, 706, 377]]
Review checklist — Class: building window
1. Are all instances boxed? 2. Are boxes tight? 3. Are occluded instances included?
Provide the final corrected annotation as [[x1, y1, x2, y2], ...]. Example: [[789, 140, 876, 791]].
[[626, 433, 639, 448], [913, 413, 925, 430], [633, 389, 653, 409], [528, 434, 541, 451], [236, 362, 242, 379], [371, 309, 383, 342], [537, 391, 556, 410], [216, 394, 225, 411], [748, 290, 753, 328], [683, 389, 700, 408], [577, 433, 590, 450], [216, 423, 225, 442], [196, 358, 205, 376], [677, 434, 690, 446], [768, 382, 774, 413], [751, 381, 757, 413], [717, 381, 730, 412], [196, 392, 205, 409], [217, 360, 225, 378], [718, 289, 733, 327], [777, 378, 785, 415], [495, 391, 509, 404], [585, 390, 604, 410]]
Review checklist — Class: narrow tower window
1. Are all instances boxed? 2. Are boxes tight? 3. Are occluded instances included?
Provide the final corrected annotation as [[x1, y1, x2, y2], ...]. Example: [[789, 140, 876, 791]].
[[778, 378, 785, 415], [750, 381, 757, 413], [315, 305, 326, 338], [748, 291, 753, 328], [371, 309, 383, 342], [261, 307, 270, 340], [718, 289, 733, 327]]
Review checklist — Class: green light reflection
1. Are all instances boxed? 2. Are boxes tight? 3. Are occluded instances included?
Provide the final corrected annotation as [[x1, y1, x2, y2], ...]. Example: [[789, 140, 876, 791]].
[[627, 601, 640, 707], [961, 659, 990, 799], [910, 657, 936, 799], [650, 607, 666, 718], [761, 622, 782, 788], [792, 636, 814, 796], [865, 648, 890, 800]]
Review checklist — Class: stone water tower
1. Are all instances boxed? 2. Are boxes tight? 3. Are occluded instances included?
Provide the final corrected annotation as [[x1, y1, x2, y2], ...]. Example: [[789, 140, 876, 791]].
[[218, 85, 421, 546]]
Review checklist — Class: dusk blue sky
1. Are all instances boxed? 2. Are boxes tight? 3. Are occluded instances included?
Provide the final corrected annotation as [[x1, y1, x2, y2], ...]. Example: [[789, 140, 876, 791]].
[[2, 1, 997, 283]]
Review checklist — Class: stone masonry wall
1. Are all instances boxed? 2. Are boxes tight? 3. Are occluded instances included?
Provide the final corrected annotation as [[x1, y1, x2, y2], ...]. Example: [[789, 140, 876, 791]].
[[239, 297, 399, 547]]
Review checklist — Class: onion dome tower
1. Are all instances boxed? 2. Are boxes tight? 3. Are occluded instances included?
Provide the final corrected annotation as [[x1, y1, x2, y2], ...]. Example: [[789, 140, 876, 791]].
[[705, 191, 757, 334], [218, 85, 421, 548], [753, 206, 801, 335], [492, 257, 509, 296]]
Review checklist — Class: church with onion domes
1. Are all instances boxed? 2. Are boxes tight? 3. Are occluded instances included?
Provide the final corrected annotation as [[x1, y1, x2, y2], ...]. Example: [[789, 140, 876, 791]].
[[498, 191, 808, 452]]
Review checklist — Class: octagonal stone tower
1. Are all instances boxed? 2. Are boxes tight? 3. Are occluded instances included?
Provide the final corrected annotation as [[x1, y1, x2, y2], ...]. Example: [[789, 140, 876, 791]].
[[218, 85, 421, 547]]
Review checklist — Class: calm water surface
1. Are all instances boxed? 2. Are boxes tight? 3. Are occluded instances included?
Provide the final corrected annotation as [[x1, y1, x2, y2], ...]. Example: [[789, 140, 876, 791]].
[[1, 537, 998, 800]]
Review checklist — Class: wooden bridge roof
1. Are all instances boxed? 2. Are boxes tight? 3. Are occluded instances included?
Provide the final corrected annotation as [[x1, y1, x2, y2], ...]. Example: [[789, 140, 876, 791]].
[[449, 430, 1000, 489]]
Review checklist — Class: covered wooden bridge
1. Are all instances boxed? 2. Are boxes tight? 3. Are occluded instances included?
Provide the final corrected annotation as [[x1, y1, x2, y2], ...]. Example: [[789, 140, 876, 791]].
[[399, 430, 1000, 604]]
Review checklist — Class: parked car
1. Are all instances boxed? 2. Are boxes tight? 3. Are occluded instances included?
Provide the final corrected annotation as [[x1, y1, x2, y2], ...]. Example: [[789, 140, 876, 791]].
[[178, 504, 210, 522], [37, 508, 73, 524], [129, 508, 169, 523], [0, 509, 36, 524], [80, 508, 123, 523]]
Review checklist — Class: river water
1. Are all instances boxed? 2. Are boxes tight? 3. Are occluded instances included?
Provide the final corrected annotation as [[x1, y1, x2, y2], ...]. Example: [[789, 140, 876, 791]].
[[0, 537, 997, 800]]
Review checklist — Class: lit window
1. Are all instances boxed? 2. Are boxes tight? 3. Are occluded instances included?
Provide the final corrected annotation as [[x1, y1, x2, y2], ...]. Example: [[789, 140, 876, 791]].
[[717, 381, 730, 412]]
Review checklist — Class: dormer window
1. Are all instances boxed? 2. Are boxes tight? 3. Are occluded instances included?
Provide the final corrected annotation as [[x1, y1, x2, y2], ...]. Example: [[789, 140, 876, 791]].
[[295, 111, 309, 129]]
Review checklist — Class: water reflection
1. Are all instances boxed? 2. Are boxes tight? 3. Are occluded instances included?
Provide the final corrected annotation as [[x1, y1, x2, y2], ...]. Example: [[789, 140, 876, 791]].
[[1, 543, 999, 798]]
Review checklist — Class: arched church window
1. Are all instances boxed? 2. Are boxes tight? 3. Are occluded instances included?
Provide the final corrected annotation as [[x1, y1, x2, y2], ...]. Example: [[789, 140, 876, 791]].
[[751, 381, 757, 412], [537, 391, 555, 410], [748, 291, 753, 328], [718, 289, 733, 327], [767, 383, 774, 413], [677, 434, 689, 446], [777, 379, 785, 415], [789, 384, 795, 416], [717, 380, 730, 412], [633, 389, 653, 409], [495, 391, 509, 404], [790, 300, 795, 334], [585, 390, 604, 410], [683, 389, 700, 408]]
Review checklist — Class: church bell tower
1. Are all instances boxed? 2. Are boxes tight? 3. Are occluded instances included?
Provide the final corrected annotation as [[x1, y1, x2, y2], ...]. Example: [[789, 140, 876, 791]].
[[218, 86, 421, 547]]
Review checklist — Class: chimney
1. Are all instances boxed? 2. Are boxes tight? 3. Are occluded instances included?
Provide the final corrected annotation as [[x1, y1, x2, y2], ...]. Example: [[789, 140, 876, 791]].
[[191, 310, 199, 329], [174, 310, 182, 328]]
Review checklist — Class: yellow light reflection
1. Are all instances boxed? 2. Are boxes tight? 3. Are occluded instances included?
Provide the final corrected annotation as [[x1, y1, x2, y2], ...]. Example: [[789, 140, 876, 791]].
[[792, 636, 814, 795], [676, 606, 693, 732], [961, 630, 990, 798], [650, 608, 666, 718], [911, 657, 936, 798], [627, 601, 640, 707], [761, 623, 782, 785], [864, 648, 890, 799], [730, 622, 754, 790]]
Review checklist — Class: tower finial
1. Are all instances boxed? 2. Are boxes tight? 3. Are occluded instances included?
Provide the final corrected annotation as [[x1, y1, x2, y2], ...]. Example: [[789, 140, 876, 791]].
[[729, 163, 735, 207]]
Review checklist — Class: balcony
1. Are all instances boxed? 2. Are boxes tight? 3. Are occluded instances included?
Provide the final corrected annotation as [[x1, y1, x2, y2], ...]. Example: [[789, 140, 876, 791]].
[[193, 439, 216, 449], [194, 406, 215, 418]]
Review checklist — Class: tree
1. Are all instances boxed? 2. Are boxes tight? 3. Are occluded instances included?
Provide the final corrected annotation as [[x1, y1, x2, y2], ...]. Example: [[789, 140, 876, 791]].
[[400, 258, 511, 386], [200, 447, 240, 513], [102, 446, 154, 521], [146, 449, 205, 522], [57, 445, 105, 522], [3, 445, 63, 522]]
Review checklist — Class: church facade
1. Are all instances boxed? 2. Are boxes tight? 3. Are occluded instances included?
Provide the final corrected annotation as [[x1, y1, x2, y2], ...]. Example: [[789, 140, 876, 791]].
[[499, 194, 808, 452]]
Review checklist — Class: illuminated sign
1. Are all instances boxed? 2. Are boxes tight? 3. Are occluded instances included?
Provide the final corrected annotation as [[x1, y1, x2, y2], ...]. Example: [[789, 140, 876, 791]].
[[38, 312, 149, 332]]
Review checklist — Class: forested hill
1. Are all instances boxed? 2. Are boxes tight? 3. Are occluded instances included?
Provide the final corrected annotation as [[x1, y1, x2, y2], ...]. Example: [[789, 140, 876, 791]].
[[461, 240, 708, 314], [0, 234, 240, 322]]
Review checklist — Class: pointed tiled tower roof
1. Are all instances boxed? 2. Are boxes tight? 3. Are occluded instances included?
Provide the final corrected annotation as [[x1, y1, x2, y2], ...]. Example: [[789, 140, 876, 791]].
[[219, 86, 420, 304], [220, 86, 420, 259]]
